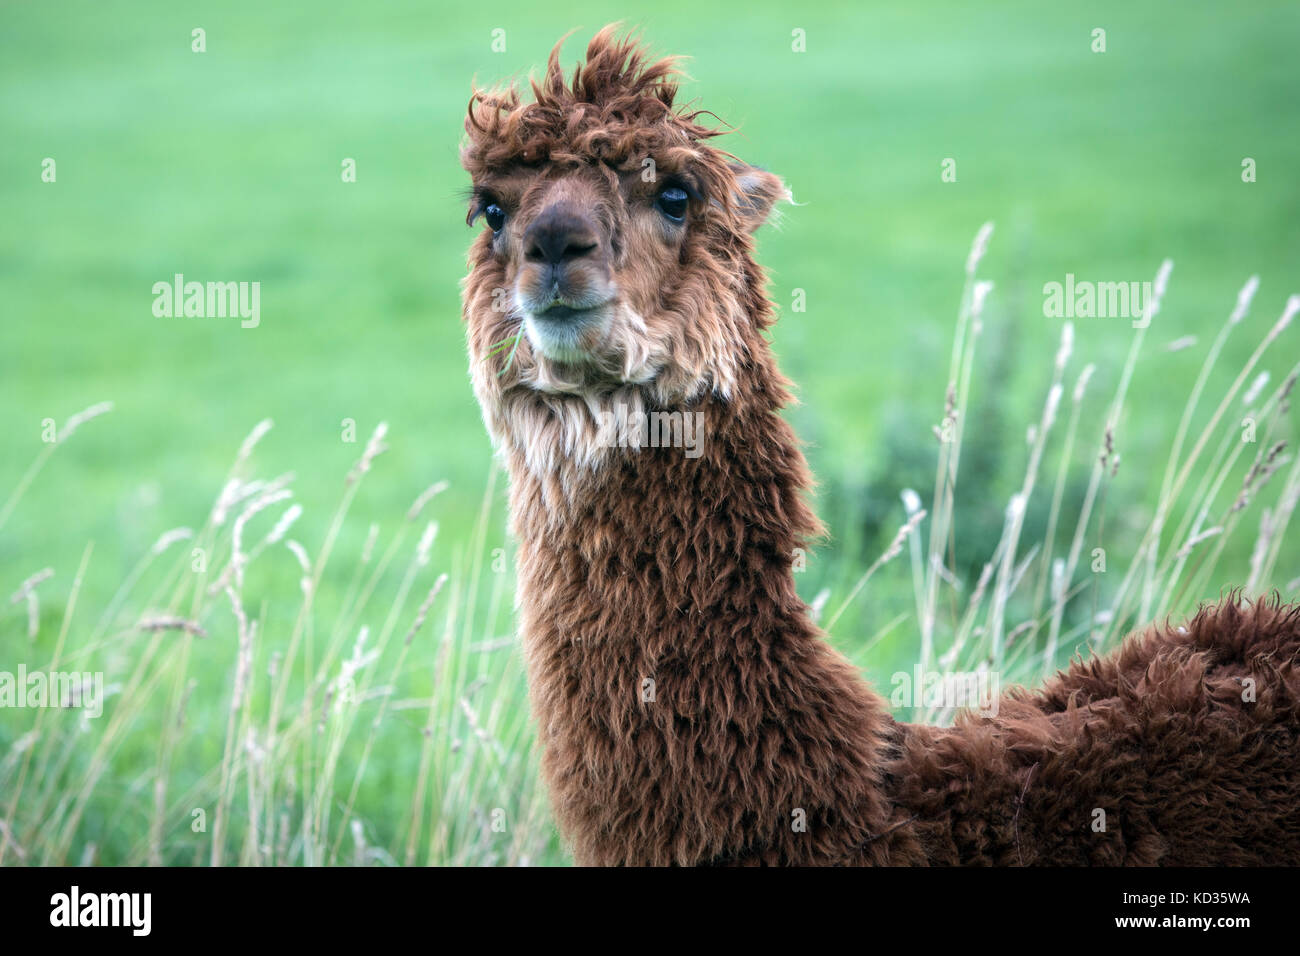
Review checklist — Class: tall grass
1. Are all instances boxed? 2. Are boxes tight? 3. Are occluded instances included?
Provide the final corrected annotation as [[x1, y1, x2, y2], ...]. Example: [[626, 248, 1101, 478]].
[[827, 224, 1298, 724], [1, 418, 558, 866], [3, 226, 1297, 865]]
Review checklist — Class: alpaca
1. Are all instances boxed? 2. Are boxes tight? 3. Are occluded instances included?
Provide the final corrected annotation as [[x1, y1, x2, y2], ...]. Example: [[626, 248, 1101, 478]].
[[459, 27, 1300, 866]]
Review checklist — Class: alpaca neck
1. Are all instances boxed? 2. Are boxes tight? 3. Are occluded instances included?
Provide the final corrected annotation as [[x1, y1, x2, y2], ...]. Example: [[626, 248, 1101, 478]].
[[505, 376, 904, 865]]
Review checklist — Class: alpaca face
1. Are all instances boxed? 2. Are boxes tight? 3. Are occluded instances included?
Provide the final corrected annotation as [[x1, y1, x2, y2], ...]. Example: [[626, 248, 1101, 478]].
[[460, 28, 787, 481]]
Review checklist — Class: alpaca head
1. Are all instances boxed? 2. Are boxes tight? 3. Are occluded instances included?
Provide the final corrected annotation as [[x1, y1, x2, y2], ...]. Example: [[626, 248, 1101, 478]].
[[461, 26, 789, 479]]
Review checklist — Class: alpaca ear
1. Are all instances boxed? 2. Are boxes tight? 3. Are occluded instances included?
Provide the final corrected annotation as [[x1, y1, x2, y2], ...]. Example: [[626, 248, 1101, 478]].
[[730, 163, 790, 233]]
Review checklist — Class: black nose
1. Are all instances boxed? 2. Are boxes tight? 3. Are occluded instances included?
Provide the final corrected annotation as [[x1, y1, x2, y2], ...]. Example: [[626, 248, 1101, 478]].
[[524, 208, 599, 266]]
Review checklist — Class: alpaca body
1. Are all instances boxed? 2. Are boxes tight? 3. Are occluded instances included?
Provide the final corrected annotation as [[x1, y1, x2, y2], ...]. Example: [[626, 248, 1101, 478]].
[[504, 386, 1300, 866], [889, 601, 1300, 866], [459, 27, 1300, 866]]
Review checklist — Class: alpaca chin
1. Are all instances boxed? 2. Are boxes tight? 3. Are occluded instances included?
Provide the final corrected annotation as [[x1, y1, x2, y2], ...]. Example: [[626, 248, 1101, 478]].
[[524, 303, 662, 389], [522, 307, 610, 364]]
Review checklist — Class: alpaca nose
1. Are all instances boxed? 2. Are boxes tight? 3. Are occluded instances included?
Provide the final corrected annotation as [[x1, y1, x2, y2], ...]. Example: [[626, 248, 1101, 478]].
[[524, 209, 599, 267]]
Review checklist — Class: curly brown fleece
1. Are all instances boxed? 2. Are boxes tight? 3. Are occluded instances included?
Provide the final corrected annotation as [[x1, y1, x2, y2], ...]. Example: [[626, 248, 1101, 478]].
[[460, 27, 1300, 866]]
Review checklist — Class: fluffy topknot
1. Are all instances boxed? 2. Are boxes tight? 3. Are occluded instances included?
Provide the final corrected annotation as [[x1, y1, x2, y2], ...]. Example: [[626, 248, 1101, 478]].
[[462, 25, 728, 177]]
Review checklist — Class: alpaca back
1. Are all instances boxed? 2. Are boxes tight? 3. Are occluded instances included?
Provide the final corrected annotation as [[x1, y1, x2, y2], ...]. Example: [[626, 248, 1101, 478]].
[[886, 598, 1300, 865]]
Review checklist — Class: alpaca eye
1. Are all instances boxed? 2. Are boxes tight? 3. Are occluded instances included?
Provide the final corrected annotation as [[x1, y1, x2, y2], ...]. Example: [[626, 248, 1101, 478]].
[[484, 203, 506, 233], [657, 186, 689, 222]]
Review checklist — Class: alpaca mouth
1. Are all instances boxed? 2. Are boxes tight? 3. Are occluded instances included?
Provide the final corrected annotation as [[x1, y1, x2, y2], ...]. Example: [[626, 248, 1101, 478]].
[[523, 300, 611, 362], [534, 303, 593, 323]]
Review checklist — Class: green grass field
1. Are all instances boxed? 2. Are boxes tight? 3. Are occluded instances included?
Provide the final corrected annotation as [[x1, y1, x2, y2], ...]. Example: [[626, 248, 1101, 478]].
[[2, 1, 1298, 865]]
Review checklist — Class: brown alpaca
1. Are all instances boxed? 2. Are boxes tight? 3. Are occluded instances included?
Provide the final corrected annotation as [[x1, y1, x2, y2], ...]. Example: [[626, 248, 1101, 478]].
[[459, 27, 1300, 866]]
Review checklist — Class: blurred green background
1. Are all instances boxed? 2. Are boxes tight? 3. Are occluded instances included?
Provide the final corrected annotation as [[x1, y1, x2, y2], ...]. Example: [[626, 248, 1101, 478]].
[[2, 1, 1298, 864]]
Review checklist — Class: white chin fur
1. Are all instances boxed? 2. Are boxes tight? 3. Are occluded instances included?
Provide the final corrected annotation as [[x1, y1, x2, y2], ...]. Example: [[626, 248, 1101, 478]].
[[523, 311, 605, 363]]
